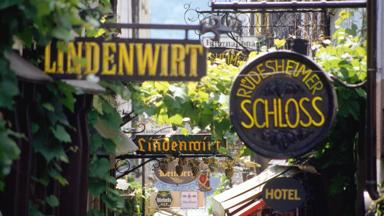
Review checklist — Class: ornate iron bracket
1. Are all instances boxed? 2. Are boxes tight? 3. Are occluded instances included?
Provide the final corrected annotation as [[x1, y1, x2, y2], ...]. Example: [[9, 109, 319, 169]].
[[100, 22, 237, 41], [114, 153, 232, 178]]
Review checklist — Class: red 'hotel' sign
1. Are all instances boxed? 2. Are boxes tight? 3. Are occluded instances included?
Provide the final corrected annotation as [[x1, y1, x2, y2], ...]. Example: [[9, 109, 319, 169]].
[[230, 51, 337, 158], [43, 38, 207, 81]]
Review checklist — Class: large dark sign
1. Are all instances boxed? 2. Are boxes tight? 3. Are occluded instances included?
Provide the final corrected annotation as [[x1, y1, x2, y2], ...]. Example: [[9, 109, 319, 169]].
[[134, 135, 224, 154], [156, 191, 173, 208], [43, 38, 206, 81], [154, 159, 197, 185], [262, 177, 306, 212], [230, 51, 336, 158]]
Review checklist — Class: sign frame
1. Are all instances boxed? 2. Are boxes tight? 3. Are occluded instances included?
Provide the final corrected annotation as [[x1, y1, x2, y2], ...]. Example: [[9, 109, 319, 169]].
[[43, 37, 207, 81]]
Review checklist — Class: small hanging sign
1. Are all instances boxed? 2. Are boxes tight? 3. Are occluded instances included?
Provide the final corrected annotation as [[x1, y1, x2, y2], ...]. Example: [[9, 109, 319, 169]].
[[156, 191, 173, 209], [154, 159, 197, 185], [134, 135, 224, 154], [230, 51, 336, 158], [262, 177, 306, 212]]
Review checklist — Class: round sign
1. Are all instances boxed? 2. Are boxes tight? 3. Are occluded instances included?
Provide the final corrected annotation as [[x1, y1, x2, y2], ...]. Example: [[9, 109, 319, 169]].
[[156, 191, 173, 208], [230, 51, 336, 158], [262, 177, 306, 211]]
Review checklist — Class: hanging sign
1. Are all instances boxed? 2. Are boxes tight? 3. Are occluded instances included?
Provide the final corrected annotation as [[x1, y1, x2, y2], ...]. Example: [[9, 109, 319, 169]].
[[197, 170, 212, 192], [230, 51, 336, 158], [43, 38, 206, 81], [262, 177, 306, 212], [156, 191, 173, 208], [134, 135, 224, 154], [208, 49, 249, 66], [154, 159, 197, 185]]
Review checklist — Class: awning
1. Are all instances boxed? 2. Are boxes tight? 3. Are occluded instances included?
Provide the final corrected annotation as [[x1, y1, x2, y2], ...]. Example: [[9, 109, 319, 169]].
[[212, 164, 300, 216], [5, 51, 105, 94]]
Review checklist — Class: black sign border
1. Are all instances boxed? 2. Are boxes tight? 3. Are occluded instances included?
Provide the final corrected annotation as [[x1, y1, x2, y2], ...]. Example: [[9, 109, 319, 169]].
[[230, 51, 337, 158]]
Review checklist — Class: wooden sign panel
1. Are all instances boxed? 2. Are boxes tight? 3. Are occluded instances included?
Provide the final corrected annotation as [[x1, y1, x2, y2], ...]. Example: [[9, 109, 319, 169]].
[[262, 177, 306, 212], [154, 159, 196, 185], [43, 38, 206, 81], [134, 135, 224, 154], [230, 51, 336, 158]]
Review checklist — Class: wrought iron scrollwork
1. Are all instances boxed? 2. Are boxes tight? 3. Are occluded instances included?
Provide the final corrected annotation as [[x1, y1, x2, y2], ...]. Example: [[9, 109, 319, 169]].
[[185, 3, 332, 52]]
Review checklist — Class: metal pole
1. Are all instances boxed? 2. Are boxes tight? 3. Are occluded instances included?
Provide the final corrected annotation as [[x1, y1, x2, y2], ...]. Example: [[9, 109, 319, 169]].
[[366, 0, 380, 201], [100, 23, 201, 31], [211, 1, 366, 10], [141, 158, 145, 216]]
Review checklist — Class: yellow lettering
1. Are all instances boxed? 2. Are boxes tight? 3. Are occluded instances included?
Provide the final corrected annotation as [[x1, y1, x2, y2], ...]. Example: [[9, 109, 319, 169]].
[[264, 99, 277, 128], [299, 97, 313, 127], [67, 42, 83, 74], [136, 43, 160, 76], [138, 138, 146, 152], [312, 96, 325, 126], [102, 42, 116, 75], [118, 43, 134, 76], [160, 44, 169, 76], [85, 42, 100, 74], [240, 100, 254, 129], [44, 43, 56, 73], [265, 189, 273, 199], [285, 98, 300, 128], [170, 44, 185, 77], [186, 44, 203, 77]]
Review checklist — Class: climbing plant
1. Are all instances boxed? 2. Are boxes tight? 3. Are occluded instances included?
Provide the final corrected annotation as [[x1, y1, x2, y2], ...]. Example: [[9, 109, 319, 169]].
[[0, 0, 132, 215]]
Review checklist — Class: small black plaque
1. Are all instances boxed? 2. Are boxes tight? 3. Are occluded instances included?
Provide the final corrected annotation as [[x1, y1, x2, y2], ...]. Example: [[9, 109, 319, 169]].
[[262, 177, 306, 212]]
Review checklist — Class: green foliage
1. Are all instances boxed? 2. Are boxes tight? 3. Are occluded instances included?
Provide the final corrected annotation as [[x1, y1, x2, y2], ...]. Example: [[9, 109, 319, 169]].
[[0, 0, 115, 214], [130, 58, 241, 139], [29, 82, 76, 214], [308, 9, 366, 215], [0, 116, 21, 190], [88, 91, 128, 215]]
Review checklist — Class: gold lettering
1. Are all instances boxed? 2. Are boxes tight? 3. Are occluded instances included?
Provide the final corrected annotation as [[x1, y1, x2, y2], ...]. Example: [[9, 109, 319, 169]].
[[299, 97, 312, 127], [265, 189, 273, 199], [236, 87, 252, 98], [102, 42, 116, 75], [171, 141, 178, 151], [162, 139, 170, 151], [170, 44, 185, 77], [118, 43, 134, 75], [160, 44, 169, 76], [67, 42, 83, 74], [44, 43, 56, 73], [186, 44, 203, 77], [179, 141, 187, 152], [312, 96, 325, 126], [285, 98, 300, 128], [136, 43, 161, 76], [138, 138, 146, 152], [85, 42, 100, 74], [153, 139, 161, 152], [264, 99, 277, 128], [240, 99, 254, 128]]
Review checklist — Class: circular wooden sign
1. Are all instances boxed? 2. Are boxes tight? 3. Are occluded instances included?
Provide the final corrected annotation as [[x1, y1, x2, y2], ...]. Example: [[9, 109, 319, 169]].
[[156, 191, 173, 208], [230, 51, 336, 158], [262, 177, 306, 211]]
